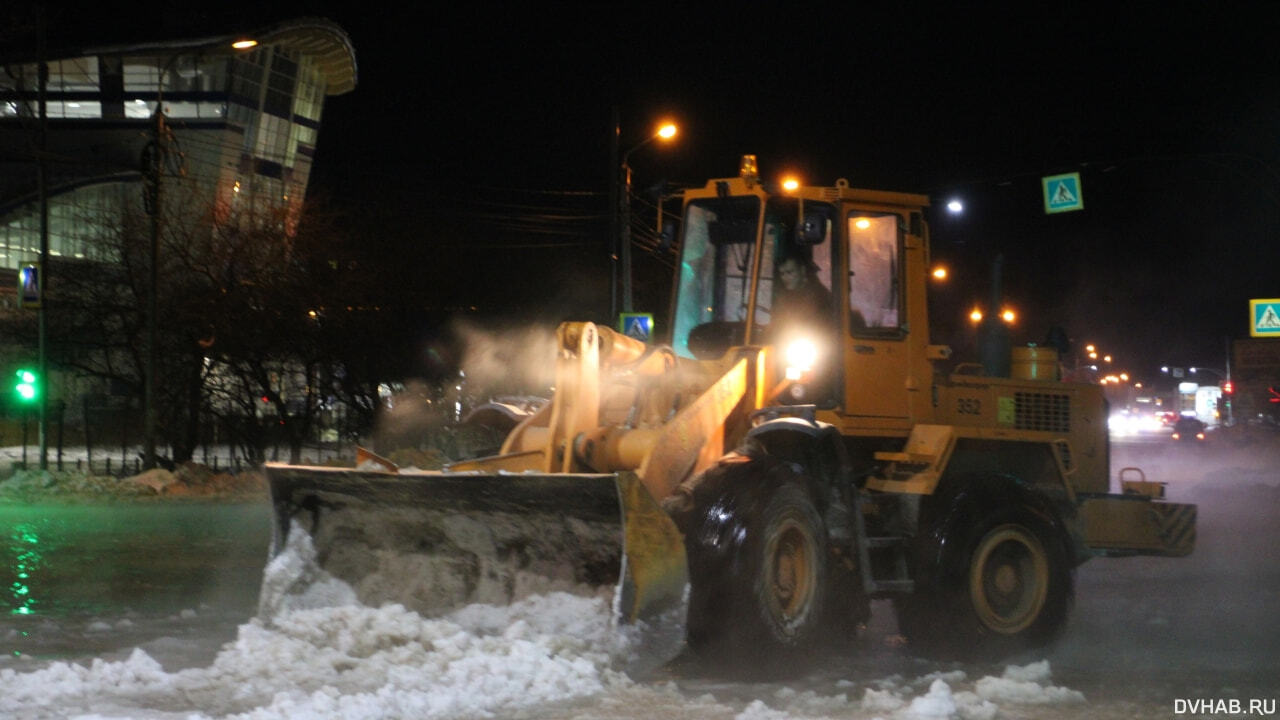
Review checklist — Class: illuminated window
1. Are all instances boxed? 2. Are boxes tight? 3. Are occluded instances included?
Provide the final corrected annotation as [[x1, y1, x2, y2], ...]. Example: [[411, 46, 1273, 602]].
[[847, 213, 901, 331]]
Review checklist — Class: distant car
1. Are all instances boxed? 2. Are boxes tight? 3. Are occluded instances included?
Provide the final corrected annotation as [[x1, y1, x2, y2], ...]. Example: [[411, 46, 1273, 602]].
[[1170, 416, 1207, 442]]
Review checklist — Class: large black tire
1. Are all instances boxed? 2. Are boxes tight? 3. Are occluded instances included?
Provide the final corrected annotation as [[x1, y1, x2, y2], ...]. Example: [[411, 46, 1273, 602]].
[[683, 458, 829, 672], [896, 503, 1073, 660]]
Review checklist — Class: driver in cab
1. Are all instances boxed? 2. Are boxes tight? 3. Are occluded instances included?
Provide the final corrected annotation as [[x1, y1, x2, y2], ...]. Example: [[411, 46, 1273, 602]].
[[770, 255, 837, 404]]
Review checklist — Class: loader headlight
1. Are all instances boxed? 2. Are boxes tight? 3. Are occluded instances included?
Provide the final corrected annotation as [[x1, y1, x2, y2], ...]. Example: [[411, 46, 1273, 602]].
[[784, 338, 818, 381]]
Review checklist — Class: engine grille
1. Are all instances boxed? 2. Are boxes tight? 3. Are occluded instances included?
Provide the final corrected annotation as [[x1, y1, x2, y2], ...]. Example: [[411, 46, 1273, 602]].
[[1014, 391, 1071, 433]]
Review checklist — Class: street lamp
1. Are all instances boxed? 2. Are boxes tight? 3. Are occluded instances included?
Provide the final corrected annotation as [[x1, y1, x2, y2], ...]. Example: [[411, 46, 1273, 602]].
[[967, 306, 1015, 325], [611, 118, 677, 319], [1189, 366, 1225, 380]]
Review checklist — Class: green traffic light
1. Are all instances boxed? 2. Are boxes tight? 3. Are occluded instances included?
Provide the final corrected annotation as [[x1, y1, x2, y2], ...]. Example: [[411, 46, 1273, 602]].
[[14, 368, 38, 403]]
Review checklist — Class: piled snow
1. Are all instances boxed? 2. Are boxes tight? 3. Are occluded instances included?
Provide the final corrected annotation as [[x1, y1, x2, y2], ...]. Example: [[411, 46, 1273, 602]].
[[973, 659, 1086, 705], [844, 665, 1081, 720], [701, 661, 1082, 720], [0, 462, 266, 501], [0, 529, 1090, 719], [123, 468, 177, 493], [0, 594, 633, 718], [0, 531, 635, 719], [256, 525, 360, 618]]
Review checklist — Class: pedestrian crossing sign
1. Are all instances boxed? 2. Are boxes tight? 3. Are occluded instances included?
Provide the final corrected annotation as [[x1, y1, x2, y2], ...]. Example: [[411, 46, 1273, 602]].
[[1250, 298, 1280, 338], [619, 312, 654, 342], [18, 262, 40, 309], [1042, 172, 1084, 214]]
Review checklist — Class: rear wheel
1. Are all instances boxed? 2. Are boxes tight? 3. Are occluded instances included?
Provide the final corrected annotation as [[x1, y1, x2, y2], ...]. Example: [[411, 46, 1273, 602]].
[[896, 505, 1071, 660], [684, 459, 829, 671], [969, 523, 1051, 635]]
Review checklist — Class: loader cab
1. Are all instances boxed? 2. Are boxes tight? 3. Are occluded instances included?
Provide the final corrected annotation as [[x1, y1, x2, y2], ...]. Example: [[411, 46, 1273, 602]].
[[670, 170, 931, 422], [669, 186, 842, 406]]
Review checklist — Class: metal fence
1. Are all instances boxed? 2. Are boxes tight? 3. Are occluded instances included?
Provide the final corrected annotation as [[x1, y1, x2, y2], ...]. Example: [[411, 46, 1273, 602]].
[[7, 454, 253, 477], [3, 441, 353, 479]]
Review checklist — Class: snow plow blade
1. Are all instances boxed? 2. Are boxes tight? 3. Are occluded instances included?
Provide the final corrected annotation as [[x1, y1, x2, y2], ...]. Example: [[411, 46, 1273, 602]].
[[264, 463, 689, 671]]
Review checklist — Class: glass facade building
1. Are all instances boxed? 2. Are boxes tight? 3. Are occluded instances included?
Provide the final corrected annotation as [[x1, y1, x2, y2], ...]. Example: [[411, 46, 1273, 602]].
[[0, 18, 356, 272]]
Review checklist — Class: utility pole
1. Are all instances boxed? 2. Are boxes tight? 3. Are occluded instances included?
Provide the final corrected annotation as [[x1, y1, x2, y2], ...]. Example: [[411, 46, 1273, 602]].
[[616, 120, 678, 317], [979, 254, 1011, 378], [621, 159, 633, 313], [142, 108, 166, 470], [141, 71, 175, 471], [36, 7, 49, 470], [1224, 335, 1235, 426], [608, 106, 620, 323]]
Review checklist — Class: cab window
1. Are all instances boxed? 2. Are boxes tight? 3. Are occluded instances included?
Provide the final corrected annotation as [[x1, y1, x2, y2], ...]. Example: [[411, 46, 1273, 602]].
[[847, 213, 901, 332]]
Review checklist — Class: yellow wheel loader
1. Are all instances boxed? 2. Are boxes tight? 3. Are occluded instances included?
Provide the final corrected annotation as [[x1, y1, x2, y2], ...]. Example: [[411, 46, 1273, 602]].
[[265, 157, 1195, 672]]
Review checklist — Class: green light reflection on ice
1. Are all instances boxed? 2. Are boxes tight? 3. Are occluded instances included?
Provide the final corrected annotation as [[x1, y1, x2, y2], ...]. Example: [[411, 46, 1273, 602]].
[[7, 523, 43, 616]]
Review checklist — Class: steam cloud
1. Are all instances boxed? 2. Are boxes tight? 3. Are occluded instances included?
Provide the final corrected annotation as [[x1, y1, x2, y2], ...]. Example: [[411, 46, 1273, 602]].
[[453, 319, 560, 399]]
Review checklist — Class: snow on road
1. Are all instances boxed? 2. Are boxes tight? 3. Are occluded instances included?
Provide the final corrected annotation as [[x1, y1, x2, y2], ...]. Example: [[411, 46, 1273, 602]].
[[0, 602, 1087, 719], [3, 434, 1276, 718], [1, 531, 1089, 720]]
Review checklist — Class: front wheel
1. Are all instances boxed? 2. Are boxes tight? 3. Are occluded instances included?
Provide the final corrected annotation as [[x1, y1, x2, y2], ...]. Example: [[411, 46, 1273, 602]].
[[748, 482, 827, 647], [684, 460, 829, 670]]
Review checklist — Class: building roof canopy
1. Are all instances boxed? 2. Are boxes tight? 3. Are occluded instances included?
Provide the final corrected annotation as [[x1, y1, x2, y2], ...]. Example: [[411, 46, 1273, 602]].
[[75, 17, 358, 95]]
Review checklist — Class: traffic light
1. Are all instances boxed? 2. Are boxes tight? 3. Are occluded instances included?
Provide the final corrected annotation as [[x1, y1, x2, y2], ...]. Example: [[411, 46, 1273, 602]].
[[13, 368, 39, 404], [1223, 380, 1234, 395]]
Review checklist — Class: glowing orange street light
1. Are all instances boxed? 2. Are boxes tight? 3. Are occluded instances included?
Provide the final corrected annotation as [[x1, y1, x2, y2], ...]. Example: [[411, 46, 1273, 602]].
[[231, 39, 259, 50], [781, 177, 800, 192], [615, 119, 680, 315], [971, 306, 1015, 325], [931, 266, 948, 280]]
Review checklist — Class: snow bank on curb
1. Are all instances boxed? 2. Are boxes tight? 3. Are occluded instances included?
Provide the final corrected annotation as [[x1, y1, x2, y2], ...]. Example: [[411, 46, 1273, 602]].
[[0, 462, 266, 501]]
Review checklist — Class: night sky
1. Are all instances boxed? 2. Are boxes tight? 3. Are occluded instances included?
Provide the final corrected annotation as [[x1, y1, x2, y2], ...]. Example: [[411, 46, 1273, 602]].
[[24, 4, 1280, 384]]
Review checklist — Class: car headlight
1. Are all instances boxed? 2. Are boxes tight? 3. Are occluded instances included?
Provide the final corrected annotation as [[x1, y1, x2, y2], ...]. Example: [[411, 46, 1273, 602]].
[[784, 338, 818, 381]]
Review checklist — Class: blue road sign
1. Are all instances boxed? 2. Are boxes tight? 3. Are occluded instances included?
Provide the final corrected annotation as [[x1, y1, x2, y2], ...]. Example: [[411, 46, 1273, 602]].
[[1042, 172, 1084, 214], [18, 263, 40, 309], [619, 313, 653, 342], [1250, 298, 1280, 338]]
